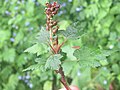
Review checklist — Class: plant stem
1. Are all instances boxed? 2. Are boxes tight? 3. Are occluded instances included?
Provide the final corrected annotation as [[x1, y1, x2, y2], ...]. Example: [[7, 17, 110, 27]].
[[45, 2, 71, 90], [56, 66, 71, 90], [50, 26, 53, 46]]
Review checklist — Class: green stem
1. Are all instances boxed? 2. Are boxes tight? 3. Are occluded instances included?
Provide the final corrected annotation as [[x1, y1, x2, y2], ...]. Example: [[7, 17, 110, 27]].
[[52, 72, 57, 90]]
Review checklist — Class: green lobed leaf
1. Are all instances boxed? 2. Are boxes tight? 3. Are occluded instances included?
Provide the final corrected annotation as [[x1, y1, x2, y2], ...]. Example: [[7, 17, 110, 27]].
[[43, 81, 52, 90], [73, 47, 100, 68], [23, 57, 46, 71], [96, 50, 117, 60], [24, 43, 47, 56], [70, 0, 80, 13], [23, 64, 41, 71], [65, 26, 79, 39], [62, 61, 77, 75], [2, 48, 16, 63], [100, 0, 112, 8], [112, 64, 120, 74], [59, 22, 87, 40], [59, 28, 78, 39], [0, 66, 13, 80], [58, 20, 71, 30], [85, 4, 98, 18], [61, 44, 76, 60], [45, 54, 63, 70], [110, 3, 120, 14], [36, 27, 50, 44], [74, 47, 116, 68], [59, 22, 86, 39], [3, 74, 19, 90], [0, 30, 11, 48], [101, 15, 114, 28], [26, 0, 34, 16], [14, 31, 24, 45], [0, 30, 10, 42], [16, 54, 28, 67]]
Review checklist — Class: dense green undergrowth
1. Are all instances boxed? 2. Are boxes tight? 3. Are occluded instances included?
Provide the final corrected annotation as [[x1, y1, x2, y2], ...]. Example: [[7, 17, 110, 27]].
[[0, 0, 120, 90]]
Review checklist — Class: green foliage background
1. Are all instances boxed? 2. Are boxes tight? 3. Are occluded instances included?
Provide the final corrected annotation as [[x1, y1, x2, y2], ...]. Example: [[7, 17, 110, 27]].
[[0, 0, 120, 90]]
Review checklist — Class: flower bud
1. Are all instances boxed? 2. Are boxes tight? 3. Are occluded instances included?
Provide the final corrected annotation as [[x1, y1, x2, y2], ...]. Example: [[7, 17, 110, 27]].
[[53, 26, 59, 34], [56, 5, 60, 8], [52, 11, 57, 14], [53, 21, 57, 26], [53, 2, 57, 6], [46, 2, 49, 6]]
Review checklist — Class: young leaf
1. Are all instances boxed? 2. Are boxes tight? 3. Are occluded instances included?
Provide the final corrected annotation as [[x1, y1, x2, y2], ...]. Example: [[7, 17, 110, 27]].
[[58, 22, 86, 39], [36, 27, 49, 44], [59, 26, 79, 39], [45, 54, 63, 70]]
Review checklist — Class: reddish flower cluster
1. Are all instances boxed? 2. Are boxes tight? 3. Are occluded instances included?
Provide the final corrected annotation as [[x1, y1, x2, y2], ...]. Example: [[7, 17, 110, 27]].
[[45, 2, 62, 54], [45, 2, 60, 18], [45, 2, 60, 32]]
